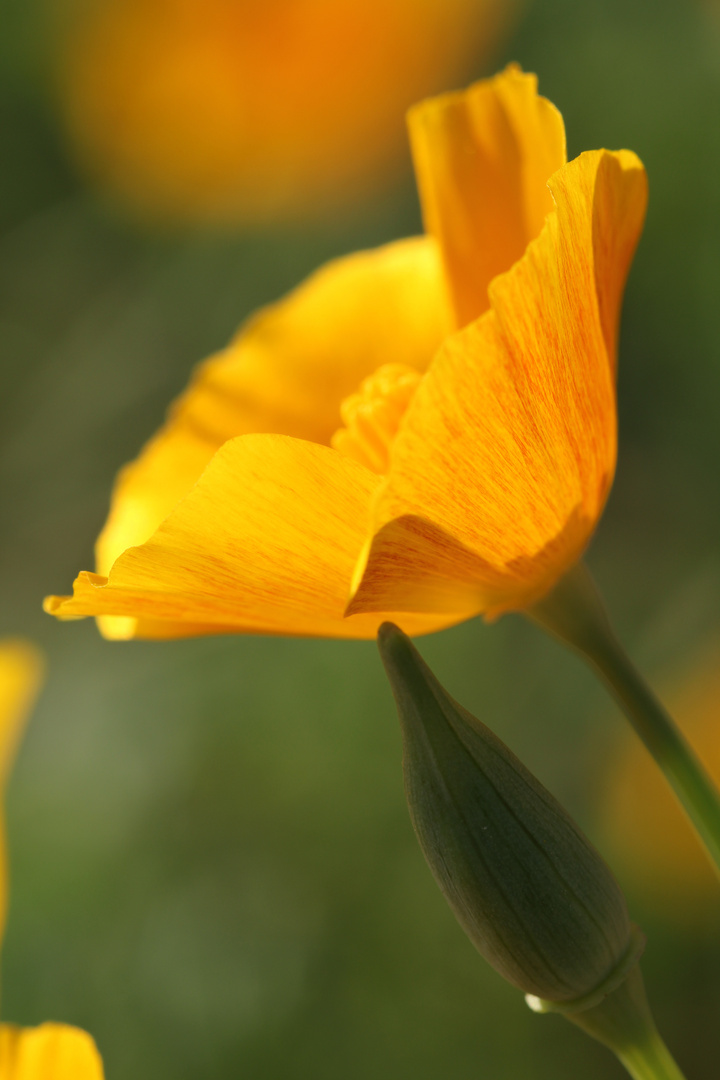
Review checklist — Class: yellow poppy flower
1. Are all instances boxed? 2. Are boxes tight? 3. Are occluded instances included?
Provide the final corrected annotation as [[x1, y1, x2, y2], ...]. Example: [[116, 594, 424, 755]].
[[0, 641, 105, 1079], [54, 0, 519, 223], [45, 66, 648, 642]]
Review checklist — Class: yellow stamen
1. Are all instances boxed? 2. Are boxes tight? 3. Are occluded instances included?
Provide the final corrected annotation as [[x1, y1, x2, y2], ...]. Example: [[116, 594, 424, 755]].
[[331, 364, 422, 474]]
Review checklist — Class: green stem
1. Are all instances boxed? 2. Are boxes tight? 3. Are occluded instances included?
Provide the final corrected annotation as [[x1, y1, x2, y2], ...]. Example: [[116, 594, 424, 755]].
[[619, 1035, 688, 1080], [527, 561, 720, 881], [566, 966, 687, 1080]]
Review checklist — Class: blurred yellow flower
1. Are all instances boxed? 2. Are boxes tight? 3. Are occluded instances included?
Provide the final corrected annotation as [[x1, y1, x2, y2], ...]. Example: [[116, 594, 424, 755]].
[[0, 1022, 103, 1079], [0, 642, 43, 941], [45, 66, 647, 641], [599, 643, 720, 919], [0, 641, 105, 1079], [55, 0, 520, 223]]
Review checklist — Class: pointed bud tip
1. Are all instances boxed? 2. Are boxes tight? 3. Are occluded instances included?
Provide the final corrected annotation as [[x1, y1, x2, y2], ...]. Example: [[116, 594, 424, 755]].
[[377, 622, 430, 699], [377, 621, 402, 648], [377, 621, 416, 673]]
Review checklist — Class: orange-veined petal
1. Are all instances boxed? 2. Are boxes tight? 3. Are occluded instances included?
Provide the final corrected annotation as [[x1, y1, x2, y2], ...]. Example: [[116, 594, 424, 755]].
[[409, 64, 566, 327], [349, 149, 648, 620], [94, 236, 451, 638], [46, 436, 464, 639], [0, 1023, 104, 1079]]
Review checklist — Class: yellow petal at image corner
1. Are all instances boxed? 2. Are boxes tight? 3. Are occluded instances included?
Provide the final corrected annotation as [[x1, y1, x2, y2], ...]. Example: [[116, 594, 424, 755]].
[[93, 237, 452, 639], [409, 64, 567, 328], [349, 149, 648, 621], [45, 435, 466, 639], [0, 1023, 104, 1080]]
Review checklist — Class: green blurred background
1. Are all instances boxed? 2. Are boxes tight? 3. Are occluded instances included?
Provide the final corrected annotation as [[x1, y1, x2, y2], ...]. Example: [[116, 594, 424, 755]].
[[2, 0, 720, 1076]]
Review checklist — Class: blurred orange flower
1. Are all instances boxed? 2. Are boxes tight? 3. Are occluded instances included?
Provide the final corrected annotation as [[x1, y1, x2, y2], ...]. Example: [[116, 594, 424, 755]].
[[0, 641, 105, 1078], [600, 643, 720, 919], [55, 0, 519, 223], [45, 67, 647, 641]]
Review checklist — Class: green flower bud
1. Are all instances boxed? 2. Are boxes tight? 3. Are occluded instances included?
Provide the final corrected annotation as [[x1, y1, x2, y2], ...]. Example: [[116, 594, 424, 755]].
[[378, 622, 640, 1006]]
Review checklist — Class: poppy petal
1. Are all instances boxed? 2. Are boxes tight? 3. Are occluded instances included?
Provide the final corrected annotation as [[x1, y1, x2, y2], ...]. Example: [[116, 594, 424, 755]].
[[349, 149, 648, 620], [94, 235, 451, 637], [409, 64, 566, 327], [46, 435, 463, 639]]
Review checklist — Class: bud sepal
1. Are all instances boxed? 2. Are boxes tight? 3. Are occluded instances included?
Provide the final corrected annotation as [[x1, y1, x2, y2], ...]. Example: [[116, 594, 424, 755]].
[[525, 924, 646, 1015]]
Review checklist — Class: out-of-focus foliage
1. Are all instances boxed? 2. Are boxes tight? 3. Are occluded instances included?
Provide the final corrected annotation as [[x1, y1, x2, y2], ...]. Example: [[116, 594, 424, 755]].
[[0, 644, 108, 1077], [51, 0, 519, 224], [1, 0, 720, 1078]]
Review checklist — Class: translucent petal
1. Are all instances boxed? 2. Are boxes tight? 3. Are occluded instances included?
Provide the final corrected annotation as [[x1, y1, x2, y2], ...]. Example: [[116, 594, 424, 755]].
[[409, 64, 566, 327], [350, 150, 648, 619], [47, 436, 464, 639]]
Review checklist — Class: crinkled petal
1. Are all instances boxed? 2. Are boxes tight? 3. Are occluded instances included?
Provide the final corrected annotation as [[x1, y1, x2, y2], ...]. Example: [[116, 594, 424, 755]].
[[46, 436, 463, 640], [0, 1023, 104, 1079], [409, 64, 566, 327], [95, 236, 451, 638], [349, 149, 648, 620]]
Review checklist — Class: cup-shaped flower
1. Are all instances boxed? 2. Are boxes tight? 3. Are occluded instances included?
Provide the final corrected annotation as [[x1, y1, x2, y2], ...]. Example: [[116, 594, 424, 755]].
[[377, 622, 641, 1005], [45, 66, 648, 642], [0, 641, 105, 1079], [55, 0, 519, 223]]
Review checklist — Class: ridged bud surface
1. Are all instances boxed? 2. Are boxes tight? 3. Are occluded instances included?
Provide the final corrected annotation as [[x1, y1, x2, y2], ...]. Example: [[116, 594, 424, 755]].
[[378, 623, 633, 1003]]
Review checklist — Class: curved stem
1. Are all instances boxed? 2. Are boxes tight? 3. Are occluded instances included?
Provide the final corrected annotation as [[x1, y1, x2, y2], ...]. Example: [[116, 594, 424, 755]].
[[566, 966, 687, 1080], [527, 561, 720, 881]]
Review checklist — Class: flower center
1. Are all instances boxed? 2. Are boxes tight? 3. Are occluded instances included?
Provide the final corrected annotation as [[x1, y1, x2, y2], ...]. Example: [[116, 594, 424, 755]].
[[331, 363, 422, 474]]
